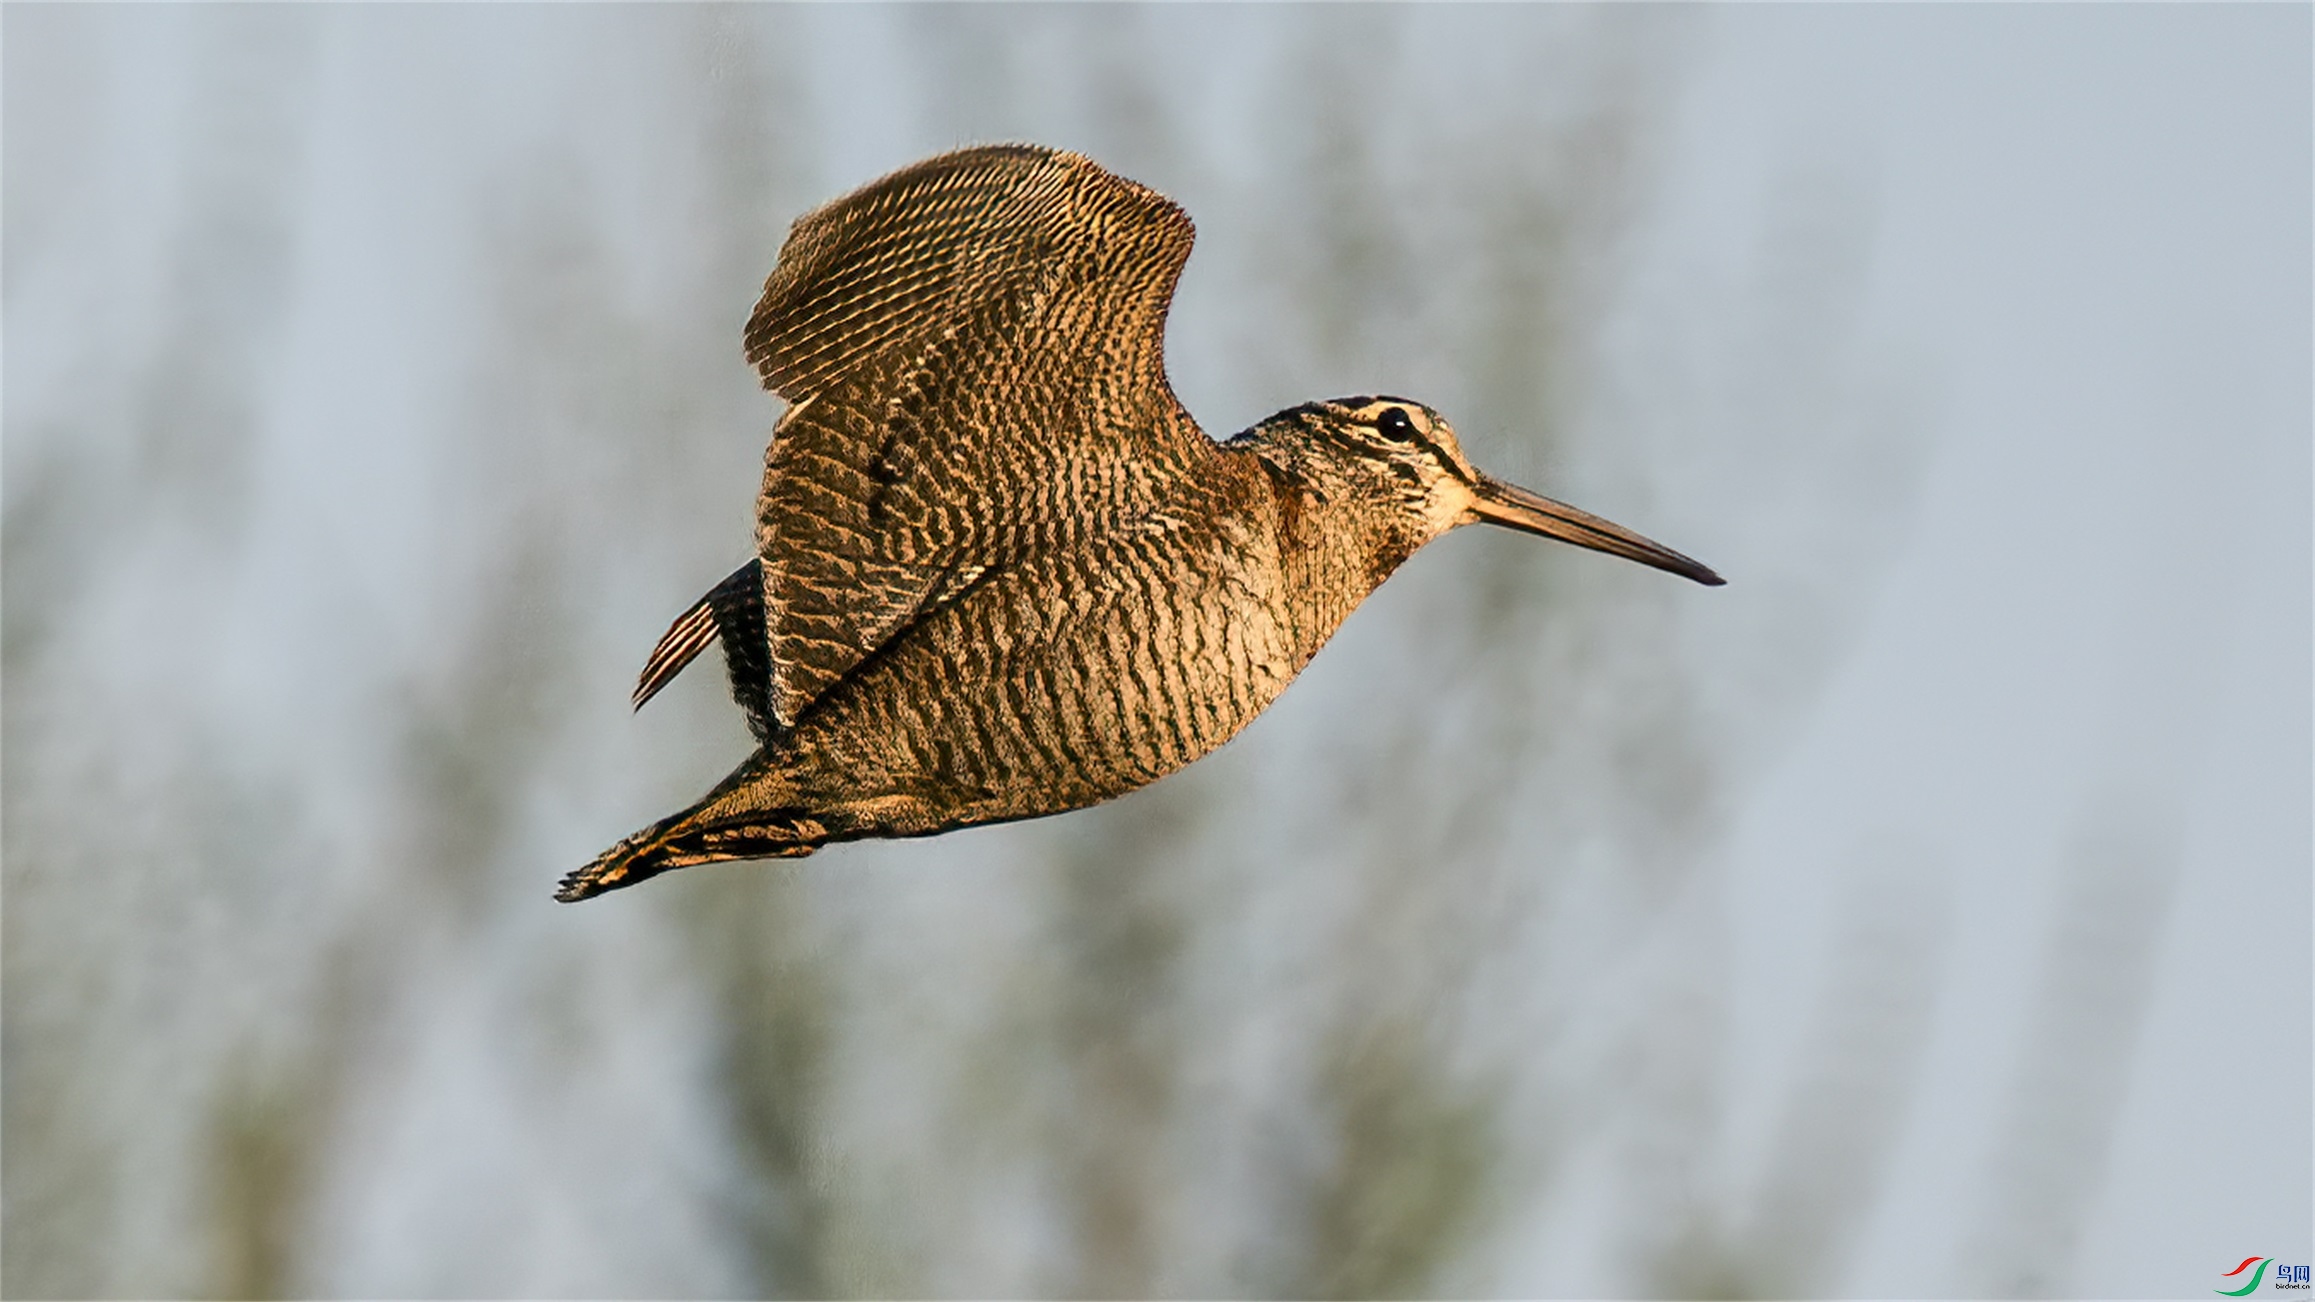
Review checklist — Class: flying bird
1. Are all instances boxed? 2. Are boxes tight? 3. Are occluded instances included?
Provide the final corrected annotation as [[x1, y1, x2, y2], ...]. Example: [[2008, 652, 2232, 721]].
[[559, 144, 1720, 902]]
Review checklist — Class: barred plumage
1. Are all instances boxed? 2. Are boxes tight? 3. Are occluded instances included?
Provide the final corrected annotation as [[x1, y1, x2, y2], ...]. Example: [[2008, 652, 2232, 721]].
[[560, 144, 1720, 903]]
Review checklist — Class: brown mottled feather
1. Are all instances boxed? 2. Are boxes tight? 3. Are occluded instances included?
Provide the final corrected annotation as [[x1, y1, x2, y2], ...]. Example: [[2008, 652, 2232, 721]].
[[743, 144, 1212, 728]]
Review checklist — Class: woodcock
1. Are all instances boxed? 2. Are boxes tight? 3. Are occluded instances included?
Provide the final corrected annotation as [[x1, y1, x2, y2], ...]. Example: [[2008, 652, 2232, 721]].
[[558, 144, 1721, 903]]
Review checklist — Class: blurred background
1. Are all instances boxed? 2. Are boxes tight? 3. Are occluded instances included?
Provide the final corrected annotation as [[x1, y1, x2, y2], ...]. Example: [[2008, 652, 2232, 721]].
[[4, 5, 2306, 1297]]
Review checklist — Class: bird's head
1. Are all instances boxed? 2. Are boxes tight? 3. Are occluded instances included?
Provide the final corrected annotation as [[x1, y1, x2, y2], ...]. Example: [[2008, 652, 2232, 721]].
[[1251, 396, 1724, 586]]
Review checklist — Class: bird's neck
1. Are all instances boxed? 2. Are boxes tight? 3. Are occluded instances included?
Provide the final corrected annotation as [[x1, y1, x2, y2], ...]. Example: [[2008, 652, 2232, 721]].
[[1236, 436, 1424, 652]]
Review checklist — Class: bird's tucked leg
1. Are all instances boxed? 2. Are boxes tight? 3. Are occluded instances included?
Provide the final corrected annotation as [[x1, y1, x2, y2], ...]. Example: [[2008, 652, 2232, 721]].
[[556, 753, 823, 902]]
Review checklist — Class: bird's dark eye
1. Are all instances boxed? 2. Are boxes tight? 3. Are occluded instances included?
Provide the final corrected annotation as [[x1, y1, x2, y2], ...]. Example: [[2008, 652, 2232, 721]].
[[1376, 407, 1417, 441]]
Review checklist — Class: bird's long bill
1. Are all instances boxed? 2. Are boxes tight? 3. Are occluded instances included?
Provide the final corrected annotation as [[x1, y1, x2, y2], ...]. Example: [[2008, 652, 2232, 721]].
[[1469, 475, 1725, 586]]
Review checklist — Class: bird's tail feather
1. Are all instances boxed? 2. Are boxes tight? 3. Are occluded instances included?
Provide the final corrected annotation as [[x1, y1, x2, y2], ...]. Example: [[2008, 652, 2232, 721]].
[[557, 763, 824, 902]]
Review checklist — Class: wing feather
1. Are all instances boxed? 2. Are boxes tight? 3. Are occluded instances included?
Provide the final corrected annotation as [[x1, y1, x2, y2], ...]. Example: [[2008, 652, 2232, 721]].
[[631, 561, 779, 742], [741, 145, 1213, 728]]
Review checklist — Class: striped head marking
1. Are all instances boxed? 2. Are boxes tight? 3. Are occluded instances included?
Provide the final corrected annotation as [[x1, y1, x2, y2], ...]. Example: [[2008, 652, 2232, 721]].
[[1259, 395, 1725, 586], [1286, 395, 1483, 539]]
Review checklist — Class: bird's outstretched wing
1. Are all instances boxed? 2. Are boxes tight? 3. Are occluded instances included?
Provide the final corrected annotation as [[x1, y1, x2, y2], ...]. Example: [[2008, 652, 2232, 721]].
[[743, 144, 1213, 730]]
